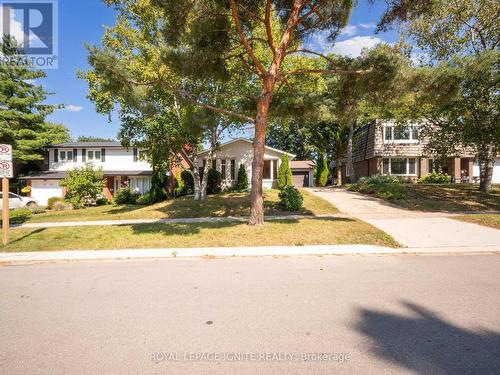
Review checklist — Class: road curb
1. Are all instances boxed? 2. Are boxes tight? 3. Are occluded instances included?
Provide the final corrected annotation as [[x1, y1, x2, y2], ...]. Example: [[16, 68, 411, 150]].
[[1, 245, 499, 264]]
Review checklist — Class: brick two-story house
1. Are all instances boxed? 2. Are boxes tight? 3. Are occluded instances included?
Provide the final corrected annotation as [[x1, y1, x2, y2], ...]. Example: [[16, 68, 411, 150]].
[[340, 120, 490, 183], [20, 142, 160, 205]]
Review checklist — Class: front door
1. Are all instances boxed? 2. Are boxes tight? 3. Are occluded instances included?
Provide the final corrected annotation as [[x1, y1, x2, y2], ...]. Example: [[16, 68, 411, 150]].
[[114, 177, 121, 195]]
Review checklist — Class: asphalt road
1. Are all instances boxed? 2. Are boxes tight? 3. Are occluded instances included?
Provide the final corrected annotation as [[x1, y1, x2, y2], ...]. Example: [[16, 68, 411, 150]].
[[1, 254, 500, 375]]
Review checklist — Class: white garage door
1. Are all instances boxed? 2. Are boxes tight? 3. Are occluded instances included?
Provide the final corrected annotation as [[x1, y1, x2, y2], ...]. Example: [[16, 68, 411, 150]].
[[473, 158, 500, 183], [31, 180, 63, 206]]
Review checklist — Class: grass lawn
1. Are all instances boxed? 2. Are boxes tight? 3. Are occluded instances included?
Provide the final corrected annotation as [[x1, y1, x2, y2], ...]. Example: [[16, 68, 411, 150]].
[[3, 218, 399, 252], [25, 189, 338, 223], [452, 214, 500, 230], [348, 183, 500, 212]]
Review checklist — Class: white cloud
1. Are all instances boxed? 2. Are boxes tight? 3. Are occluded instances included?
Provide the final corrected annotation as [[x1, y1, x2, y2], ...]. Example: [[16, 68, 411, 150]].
[[64, 105, 84, 112], [331, 36, 385, 57], [359, 22, 377, 29], [306, 31, 386, 57], [0, 7, 26, 44], [340, 25, 358, 37]]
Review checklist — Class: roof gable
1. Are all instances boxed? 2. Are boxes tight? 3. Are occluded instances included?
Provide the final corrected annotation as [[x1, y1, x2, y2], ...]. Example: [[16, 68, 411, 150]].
[[200, 138, 295, 158]]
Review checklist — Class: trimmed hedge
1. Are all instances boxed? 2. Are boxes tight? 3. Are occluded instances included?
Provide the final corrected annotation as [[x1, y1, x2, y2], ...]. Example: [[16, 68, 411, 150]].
[[418, 172, 452, 184]]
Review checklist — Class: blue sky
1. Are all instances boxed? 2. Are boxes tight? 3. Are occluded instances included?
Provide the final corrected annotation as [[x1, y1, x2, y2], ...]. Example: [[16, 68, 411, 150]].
[[10, 0, 399, 140]]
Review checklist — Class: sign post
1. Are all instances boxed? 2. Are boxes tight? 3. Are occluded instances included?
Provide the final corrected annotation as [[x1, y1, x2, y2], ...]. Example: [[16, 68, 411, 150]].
[[0, 144, 13, 248]]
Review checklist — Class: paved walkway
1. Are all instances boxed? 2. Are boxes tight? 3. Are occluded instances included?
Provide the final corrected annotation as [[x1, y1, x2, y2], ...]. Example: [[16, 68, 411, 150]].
[[308, 187, 500, 250]]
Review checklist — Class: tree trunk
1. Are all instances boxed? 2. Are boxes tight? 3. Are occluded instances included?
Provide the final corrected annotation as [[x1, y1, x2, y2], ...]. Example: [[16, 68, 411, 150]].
[[249, 93, 271, 225], [191, 149, 212, 200], [336, 157, 342, 186], [478, 145, 494, 193], [346, 122, 356, 183]]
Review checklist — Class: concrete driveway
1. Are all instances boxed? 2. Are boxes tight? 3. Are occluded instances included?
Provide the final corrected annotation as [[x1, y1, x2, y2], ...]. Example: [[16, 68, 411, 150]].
[[308, 188, 500, 251]]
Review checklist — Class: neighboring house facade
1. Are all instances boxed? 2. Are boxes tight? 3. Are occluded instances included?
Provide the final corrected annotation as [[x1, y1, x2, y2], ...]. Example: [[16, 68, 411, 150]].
[[20, 142, 154, 205], [340, 120, 497, 183], [198, 138, 314, 189]]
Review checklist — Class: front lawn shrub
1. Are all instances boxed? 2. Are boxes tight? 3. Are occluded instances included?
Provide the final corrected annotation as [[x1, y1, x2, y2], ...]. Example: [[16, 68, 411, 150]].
[[207, 169, 222, 194], [418, 172, 452, 184], [136, 193, 153, 205], [279, 186, 303, 211], [1, 208, 32, 224], [52, 201, 73, 211], [47, 197, 64, 209], [173, 173, 185, 197], [348, 174, 408, 201], [180, 170, 194, 195], [95, 197, 111, 206], [277, 154, 293, 189], [28, 204, 46, 214], [315, 152, 329, 187], [113, 187, 137, 205], [60, 165, 105, 209], [235, 164, 249, 191]]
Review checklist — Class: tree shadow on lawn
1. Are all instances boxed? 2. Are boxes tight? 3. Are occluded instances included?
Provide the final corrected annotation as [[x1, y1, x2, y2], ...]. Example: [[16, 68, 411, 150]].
[[356, 300, 500, 374], [109, 192, 316, 219], [8, 228, 46, 245]]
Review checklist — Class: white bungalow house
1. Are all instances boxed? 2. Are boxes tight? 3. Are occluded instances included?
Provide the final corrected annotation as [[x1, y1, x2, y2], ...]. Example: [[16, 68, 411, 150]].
[[199, 138, 314, 189]]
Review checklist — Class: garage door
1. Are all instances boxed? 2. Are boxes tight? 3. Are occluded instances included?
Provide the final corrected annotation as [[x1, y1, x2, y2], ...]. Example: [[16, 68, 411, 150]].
[[474, 158, 500, 183], [292, 171, 309, 187], [31, 180, 63, 206]]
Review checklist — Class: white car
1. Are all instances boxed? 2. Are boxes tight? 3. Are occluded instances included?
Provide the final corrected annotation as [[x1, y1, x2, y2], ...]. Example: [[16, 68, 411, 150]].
[[0, 192, 37, 210]]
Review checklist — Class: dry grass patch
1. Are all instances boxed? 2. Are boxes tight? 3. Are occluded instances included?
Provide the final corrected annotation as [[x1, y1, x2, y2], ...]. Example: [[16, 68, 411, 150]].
[[4, 218, 399, 252], [452, 214, 500, 230], [26, 189, 337, 223]]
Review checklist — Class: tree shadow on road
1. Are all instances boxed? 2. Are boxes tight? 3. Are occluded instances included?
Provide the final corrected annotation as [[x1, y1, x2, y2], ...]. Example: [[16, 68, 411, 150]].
[[356, 301, 500, 374]]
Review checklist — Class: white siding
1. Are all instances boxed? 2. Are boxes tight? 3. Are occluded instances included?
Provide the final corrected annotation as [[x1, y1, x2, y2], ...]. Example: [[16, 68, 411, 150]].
[[48, 147, 152, 172], [31, 180, 63, 206], [200, 140, 292, 189], [473, 158, 500, 183]]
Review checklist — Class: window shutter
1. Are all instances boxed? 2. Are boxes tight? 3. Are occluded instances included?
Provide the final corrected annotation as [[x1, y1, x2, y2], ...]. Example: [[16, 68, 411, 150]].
[[82, 149, 86, 162], [101, 148, 106, 162], [54, 149, 58, 163], [73, 149, 77, 162], [133, 148, 138, 162]]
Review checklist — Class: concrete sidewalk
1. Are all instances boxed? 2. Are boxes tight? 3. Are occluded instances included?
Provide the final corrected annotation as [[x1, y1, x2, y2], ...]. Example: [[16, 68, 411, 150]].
[[1, 244, 499, 264], [308, 188, 500, 249]]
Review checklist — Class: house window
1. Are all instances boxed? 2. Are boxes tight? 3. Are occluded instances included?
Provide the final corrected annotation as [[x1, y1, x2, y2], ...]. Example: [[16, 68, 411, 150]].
[[263, 160, 272, 179], [384, 125, 419, 143], [230, 160, 236, 180], [87, 149, 101, 162], [212, 159, 217, 170], [59, 150, 73, 162], [129, 177, 151, 195], [221, 160, 226, 179], [382, 158, 418, 176]]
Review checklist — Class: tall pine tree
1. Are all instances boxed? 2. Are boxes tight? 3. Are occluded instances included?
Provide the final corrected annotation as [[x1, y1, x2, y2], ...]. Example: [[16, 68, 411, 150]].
[[0, 38, 69, 171]]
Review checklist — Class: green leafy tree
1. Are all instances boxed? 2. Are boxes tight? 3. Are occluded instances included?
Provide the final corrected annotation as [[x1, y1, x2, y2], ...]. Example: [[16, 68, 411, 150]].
[[277, 154, 293, 189], [266, 121, 313, 160], [236, 164, 249, 191], [378, 0, 500, 192], [60, 165, 105, 209], [88, 0, 366, 225], [315, 152, 329, 187], [0, 38, 69, 170], [76, 136, 115, 142]]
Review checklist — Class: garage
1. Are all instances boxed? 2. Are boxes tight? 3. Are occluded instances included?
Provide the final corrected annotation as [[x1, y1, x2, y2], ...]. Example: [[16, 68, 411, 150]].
[[292, 171, 310, 187], [31, 180, 63, 206], [290, 160, 315, 187], [473, 158, 500, 183]]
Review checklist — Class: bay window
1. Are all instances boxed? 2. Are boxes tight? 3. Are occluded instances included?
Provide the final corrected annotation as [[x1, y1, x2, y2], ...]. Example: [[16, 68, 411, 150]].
[[382, 158, 418, 176]]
